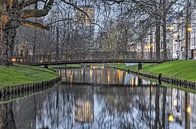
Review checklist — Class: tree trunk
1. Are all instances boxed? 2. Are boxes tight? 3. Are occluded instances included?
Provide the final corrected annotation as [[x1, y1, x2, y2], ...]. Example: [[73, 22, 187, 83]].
[[56, 27, 59, 61], [140, 39, 144, 59], [0, 31, 7, 65], [7, 27, 16, 62], [0, 25, 16, 65], [185, 1, 191, 60], [155, 22, 161, 60], [150, 27, 153, 59], [162, 19, 167, 60], [162, 0, 167, 60], [32, 28, 37, 62]]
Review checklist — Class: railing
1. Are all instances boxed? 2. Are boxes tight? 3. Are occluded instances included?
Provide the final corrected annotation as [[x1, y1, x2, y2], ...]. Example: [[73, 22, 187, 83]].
[[14, 51, 172, 63]]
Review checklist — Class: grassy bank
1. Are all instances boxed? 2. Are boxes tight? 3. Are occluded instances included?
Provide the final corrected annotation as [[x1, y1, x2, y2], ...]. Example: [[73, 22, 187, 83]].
[[110, 63, 156, 71], [111, 60, 196, 82], [142, 60, 196, 82], [49, 64, 81, 69], [0, 64, 58, 87]]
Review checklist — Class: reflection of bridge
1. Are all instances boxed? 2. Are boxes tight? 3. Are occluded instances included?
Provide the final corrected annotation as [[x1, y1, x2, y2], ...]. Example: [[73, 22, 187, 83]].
[[15, 51, 172, 65]]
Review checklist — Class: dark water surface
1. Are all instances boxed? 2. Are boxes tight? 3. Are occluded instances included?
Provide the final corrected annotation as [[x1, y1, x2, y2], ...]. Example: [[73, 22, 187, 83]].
[[0, 67, 196, 129]]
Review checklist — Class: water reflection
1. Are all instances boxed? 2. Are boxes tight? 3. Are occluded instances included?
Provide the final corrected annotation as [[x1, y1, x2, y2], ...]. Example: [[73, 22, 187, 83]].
[[0, 68, 196, 129], [59, 67, 152, 86], [74, 95, 94, 123]]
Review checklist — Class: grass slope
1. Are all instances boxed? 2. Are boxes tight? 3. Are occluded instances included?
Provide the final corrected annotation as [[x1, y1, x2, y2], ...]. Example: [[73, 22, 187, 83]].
[[110, 60, 196, 82], [142, 60, 196, 81], [110, 63, 156, 71], [49, 64, 81, 69], [0, 64, 58, 87]]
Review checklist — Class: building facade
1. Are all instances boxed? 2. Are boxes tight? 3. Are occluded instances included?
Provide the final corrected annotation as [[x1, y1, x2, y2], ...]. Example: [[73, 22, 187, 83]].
[[190, 9, 196, 59]]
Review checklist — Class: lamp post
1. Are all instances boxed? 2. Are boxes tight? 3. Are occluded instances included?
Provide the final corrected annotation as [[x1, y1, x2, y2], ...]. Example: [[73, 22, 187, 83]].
[[185, 24, 192, 60], [150, 27, 153, 59], [185, 0, 191, 60]]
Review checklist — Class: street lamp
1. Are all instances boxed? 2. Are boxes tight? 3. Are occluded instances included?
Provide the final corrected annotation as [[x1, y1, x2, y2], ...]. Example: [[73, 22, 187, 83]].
[[187, 25, 192, 32], [11, 57, 16, 62], [168, 26, 174, 32], [185, 24, 192, 60]]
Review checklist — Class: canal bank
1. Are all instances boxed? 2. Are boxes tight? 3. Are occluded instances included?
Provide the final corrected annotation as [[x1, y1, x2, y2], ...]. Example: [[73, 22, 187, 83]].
[[0, 64, 61, 98], [0, 66, 194, 129], [110, 60, 196, 90], [49, 64, 81, 69]]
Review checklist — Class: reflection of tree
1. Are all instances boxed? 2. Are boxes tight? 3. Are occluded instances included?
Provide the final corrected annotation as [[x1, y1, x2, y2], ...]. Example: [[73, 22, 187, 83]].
[[162, 88, 167, 129], [3, 75, 194, 129], [0, 103, 16, 129], [95, 87, 154, 129], [74, 94, 94, 123], [185, 92, 190, 129], [154, 86, 160, 129]]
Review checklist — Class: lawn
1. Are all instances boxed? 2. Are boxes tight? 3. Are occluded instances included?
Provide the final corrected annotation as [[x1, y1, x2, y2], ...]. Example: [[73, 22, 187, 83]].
[[49, 64, 81, 69], [110, 63, 157, 71], [110, 60, 196, 82], [142, 60, 196, 81], [0, 64, 58, 87]]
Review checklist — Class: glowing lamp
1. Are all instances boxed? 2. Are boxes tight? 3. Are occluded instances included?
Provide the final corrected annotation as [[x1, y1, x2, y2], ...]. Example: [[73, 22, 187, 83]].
[[173, 99, 177, 107], [168, 114, 174, 122], [187, 105, 191, 114], [168, 26, 174, 31], [11, 57, 16, 62], [187, 27, 192, 32]]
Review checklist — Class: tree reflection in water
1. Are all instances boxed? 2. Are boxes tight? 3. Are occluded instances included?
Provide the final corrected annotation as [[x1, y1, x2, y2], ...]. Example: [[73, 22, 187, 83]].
[[0, 68, 195, 129]]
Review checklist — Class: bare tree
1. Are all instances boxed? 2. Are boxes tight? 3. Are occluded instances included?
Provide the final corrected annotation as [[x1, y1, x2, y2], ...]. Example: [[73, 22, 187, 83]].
[[0, 0, 54, 65]]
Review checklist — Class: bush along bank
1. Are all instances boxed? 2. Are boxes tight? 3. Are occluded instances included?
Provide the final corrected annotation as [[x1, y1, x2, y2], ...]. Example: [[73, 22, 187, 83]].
[[109, 61, 196, 90]]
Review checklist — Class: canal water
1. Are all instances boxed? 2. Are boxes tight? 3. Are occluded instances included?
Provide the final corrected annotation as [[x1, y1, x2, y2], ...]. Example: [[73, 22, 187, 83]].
[[0, 67, 196, 129]]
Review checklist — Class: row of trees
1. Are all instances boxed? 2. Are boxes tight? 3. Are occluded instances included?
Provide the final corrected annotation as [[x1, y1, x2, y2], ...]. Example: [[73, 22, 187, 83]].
[[100, 0, 196, 60], [0, 0, 54, 65], [1, 0, 196, 65]]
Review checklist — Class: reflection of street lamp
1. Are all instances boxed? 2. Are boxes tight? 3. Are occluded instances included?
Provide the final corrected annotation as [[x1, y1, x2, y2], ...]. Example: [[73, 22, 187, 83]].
[[173, 99, 177, 107], [168, 113, 174, 122], [74, 98, 94, 123], [187, 105, 191, 114]]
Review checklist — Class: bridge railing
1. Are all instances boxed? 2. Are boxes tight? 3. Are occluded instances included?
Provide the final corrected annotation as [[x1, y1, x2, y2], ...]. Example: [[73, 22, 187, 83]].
[[14, 51, 172, 63]]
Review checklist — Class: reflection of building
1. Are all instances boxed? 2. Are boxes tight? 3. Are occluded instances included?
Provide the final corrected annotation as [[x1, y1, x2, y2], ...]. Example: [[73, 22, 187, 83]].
[[190, 10, 196, 59], [74, 95, 94, 123], [75, 5, 95, 44]]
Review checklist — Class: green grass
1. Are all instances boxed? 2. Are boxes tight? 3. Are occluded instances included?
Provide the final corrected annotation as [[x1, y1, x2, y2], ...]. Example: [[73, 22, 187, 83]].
[[142, 60, 196, 82], [49, 64, 81, 69], [109, 63, 157, 71], [0, 64, 58, 87], [110, 60, 196, 82]]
